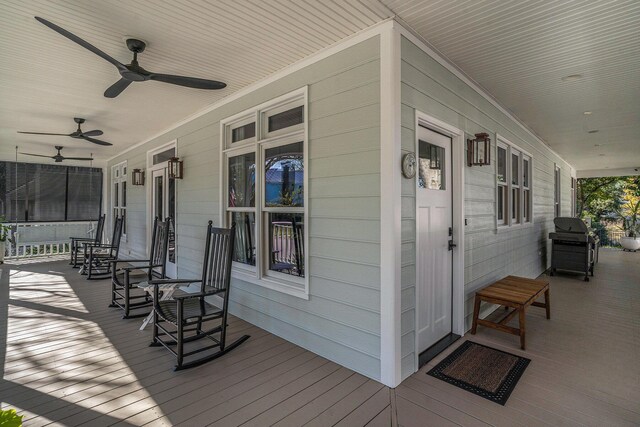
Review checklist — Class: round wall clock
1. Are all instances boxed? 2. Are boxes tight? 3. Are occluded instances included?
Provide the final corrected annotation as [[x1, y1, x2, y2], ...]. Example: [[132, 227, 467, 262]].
[[402, 152, 417, 179]]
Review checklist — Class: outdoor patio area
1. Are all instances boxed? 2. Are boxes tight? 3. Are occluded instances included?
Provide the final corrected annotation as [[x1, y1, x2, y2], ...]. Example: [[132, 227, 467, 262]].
[[1, 249, 638, 426]]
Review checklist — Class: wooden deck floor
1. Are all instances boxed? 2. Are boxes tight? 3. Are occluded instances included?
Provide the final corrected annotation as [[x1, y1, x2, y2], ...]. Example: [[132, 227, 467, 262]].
[[397, 249, 640, 427], [1, 249, 638, 426]]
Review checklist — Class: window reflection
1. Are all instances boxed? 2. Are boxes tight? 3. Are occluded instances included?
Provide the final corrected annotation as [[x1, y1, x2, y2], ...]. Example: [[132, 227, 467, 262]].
[[230, 212, 256, 266], [228, 153, 256, 208], [268, 212, 304, 277], [497, 146, 507, 183], [265, 142, 304, 207], [418, 140, 445, 190]]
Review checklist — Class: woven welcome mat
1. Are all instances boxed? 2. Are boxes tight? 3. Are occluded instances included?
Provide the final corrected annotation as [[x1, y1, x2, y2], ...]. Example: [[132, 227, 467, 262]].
[[427, 341, 530, 405]]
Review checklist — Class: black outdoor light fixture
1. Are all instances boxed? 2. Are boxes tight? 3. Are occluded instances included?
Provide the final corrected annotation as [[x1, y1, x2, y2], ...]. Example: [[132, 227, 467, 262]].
[[168, 156, 183, 179], [467, 132, 491, 166], [131, 169, 145, 185]]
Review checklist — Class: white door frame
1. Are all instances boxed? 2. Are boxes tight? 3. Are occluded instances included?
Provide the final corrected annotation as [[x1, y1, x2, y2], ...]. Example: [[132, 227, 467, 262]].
[[146, 140, 178, 271], [414, 111, 465, 368]]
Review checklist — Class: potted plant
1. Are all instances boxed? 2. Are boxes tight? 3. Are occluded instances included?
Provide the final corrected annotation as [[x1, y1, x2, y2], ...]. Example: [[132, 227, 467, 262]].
[[619, 189, 640, 252], [0, 216, 12, 263], [0, 408, 23, 426]]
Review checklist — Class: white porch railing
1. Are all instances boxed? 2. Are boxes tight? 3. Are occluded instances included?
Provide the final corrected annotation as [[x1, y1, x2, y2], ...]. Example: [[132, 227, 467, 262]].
[[5, 221, 95, 259]]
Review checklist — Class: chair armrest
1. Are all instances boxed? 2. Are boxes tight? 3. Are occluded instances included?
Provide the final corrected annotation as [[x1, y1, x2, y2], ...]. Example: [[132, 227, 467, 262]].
[[147, 278, 202, 286], [70, 237, 94, 242], [174, 289, 224, 301], [109, 258, 151, 266], [122, 264, 162, 271], [84, 242, 113, 248]]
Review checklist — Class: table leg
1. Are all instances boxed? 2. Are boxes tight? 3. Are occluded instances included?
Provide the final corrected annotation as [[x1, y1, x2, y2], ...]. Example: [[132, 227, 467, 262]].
[[139, 286, 176, 331], [471, 295, 481, 334], [544, 289, 551, 319], [518, 308, 526, 350]]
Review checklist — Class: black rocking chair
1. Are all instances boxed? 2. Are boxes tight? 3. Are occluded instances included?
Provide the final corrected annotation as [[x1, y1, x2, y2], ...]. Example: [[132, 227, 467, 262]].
[[149, 221, 249, 370], [70, 215, 105, 268], [82, 216, 124, 280], [110, 217, 170, 318]]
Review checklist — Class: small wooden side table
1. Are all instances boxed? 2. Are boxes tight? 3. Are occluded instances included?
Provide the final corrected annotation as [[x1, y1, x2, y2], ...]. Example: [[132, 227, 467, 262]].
[[471, 275, 550, 350]]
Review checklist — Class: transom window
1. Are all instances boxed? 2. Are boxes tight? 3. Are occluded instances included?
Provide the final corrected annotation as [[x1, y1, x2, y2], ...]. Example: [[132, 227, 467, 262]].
[[496, 137, 532, 228], [152, 147, 175, 165], [222, 87, 307, 298]]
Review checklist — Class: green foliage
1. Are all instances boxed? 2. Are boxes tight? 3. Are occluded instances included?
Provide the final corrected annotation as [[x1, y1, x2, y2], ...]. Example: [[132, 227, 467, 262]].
[[577, 177, 621, 218], [578, 176, 640, 241], [0, 215, 12, 242], [0, 409, 23, 427], [617, 178, 640, 237]]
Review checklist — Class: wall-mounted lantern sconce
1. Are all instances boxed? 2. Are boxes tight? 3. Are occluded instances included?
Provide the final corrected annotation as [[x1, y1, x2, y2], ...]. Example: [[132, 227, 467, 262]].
[[467, 132, 491, 166], [168, 157, 183, 179], [131, 169, 145, 186]]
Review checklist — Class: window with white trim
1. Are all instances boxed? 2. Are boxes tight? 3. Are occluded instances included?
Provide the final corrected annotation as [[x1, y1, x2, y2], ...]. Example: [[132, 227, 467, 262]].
[[222, 88, 307, 297], [496, 138, 533, 228], [111, 161, 127, 238]]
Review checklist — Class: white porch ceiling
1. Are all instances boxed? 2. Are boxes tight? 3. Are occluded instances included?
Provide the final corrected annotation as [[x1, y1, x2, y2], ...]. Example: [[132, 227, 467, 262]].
[[0, 0, 392, 164], [0, 1, 638, 172], [385, 0, 640, 172]]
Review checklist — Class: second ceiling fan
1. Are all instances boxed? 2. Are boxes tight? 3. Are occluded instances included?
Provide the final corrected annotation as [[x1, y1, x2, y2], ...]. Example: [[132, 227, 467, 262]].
[[35, 16, 227, 98], [20, 146, 93, 163], [18, 118, 112, 146]]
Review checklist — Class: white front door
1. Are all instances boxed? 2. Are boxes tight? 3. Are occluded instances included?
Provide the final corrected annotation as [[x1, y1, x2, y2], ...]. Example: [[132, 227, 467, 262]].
[[151, 167, 177, 278], [416, 125, 453, 353]]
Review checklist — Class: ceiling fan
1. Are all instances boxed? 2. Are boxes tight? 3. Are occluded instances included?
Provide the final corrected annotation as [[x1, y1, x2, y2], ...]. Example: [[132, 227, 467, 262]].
[[18, 117, 112, 146], [35, 16, 227, 98], [20, 146, 93, 163]]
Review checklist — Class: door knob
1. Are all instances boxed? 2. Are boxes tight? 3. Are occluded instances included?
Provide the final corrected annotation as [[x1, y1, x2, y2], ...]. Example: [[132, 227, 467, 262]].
[[448, 240, 457, 251]]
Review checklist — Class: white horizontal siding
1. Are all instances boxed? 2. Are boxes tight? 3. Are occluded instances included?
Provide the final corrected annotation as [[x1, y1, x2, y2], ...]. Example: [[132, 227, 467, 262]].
[[107, 37, 382, 381], [399, 36, 574, 380]]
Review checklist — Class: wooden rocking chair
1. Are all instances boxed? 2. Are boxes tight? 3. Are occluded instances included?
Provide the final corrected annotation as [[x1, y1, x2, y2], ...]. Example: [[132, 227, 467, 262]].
[[109, 217, 170, 318], [82, 216, 123, 280], [148, 222, 249, 370], [70, 214, 105, 268]]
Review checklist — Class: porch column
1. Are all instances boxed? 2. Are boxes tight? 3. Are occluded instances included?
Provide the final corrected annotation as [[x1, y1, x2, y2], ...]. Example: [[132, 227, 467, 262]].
[[380, 23, 403, 388]]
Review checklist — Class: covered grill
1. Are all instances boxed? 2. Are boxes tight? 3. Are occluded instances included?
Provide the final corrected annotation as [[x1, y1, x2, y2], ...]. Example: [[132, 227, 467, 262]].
[[549, 217, 599, 282]]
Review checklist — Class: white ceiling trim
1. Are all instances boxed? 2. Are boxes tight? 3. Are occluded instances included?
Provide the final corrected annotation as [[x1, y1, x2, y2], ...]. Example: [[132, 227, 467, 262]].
[[107, 18, 395, 162]]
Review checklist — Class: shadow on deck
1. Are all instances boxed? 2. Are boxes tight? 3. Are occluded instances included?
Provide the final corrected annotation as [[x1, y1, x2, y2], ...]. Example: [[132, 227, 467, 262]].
[[0, 260, 391, 426], [1, 248, 639, 426]]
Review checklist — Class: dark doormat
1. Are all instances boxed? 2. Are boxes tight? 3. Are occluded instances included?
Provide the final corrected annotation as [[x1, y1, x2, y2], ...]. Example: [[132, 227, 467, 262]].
[[426, 340, 530, 405]]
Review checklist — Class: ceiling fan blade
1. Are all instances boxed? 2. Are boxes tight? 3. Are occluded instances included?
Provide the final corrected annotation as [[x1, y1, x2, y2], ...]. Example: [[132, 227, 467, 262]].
[[81, 135, 112, 146], [81, 129, 103, 137], [35, 17, 126, 71], [104, 78, 133, 98], [19, 152, 54, 159], [18, 131, 71, 136], [149, 73, 226, 90], [63, 156, 94, 161]]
